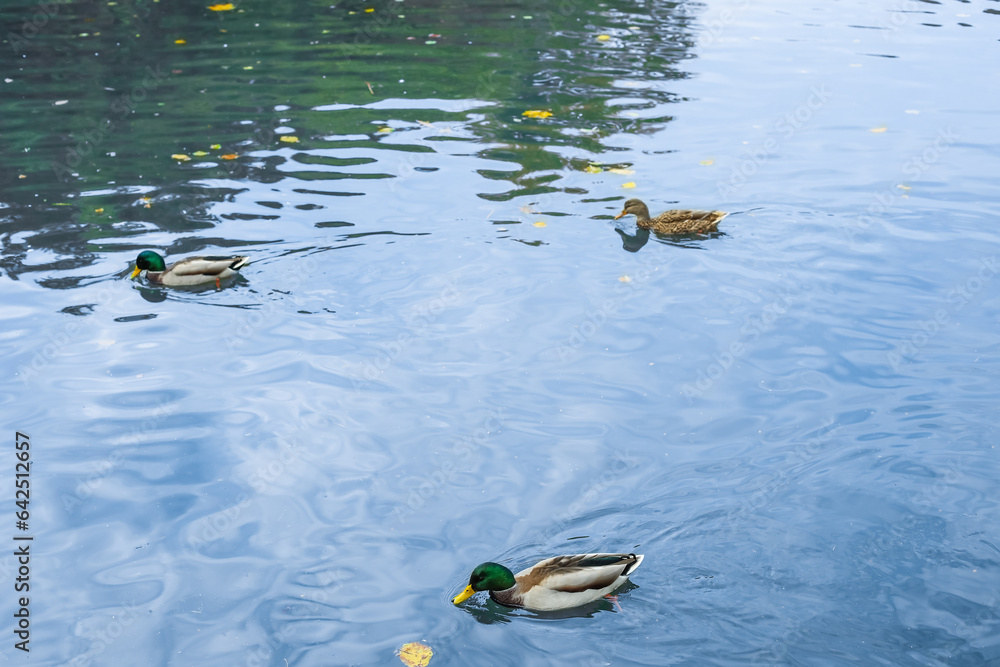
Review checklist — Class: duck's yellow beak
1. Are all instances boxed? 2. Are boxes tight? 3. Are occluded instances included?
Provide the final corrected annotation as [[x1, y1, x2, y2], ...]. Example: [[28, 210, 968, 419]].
[[129, 266, 141, 279], [614, 210, 626, 220], [452, 585, 476, 605]]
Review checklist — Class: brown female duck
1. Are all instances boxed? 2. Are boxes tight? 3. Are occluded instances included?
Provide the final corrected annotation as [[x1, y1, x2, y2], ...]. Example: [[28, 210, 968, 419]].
[[614, 198, 727, 234]]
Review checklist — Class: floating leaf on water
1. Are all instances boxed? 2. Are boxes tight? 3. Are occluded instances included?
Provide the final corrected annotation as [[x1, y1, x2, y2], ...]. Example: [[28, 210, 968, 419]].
[[584, 165, 603, 174], [699, 159, 714, 166], [425, 40, 437, 44], [869, 126, 888, 133], [243, 65, 253, 70], [397, 642, 433, 667], [619, 275, 632, 283], [522, 109, 553, 119], [220, 153, 239, 160], [376, 127, 394, 134], [192, 150, 209, 157], [210, 144, 222, 150], [596, 34, 611, 41], [622, 181, 636, 189], [607, 168, 635, 175], [207, 3, 235, 10], [533, 221, 547, 227], [174, 39, 186, 44], [897, 184, 911, 190], [279, 136, 300, 143], [95, 208, 104, 213], [365, 7, 375, 12], [171, 154, 191, 161]]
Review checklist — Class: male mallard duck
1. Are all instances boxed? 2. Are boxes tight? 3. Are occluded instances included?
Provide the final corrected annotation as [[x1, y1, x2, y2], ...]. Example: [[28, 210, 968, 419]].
[[130, 250, 250, 287], [615, 198, 727, 234], [452, 553, 643, 611]]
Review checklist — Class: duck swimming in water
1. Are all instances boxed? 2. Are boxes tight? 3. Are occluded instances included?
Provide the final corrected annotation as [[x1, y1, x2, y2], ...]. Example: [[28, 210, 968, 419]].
[[614, 198, 727, 234]]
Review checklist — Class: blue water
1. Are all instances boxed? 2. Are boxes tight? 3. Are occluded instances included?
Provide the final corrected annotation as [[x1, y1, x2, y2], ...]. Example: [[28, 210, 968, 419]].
[[2, 0, 999, 664]]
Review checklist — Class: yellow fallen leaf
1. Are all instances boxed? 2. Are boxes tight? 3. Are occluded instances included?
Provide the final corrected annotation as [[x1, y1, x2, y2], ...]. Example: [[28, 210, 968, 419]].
[[618, 275, 632, 283], [522, 109, 552, 119], [607, 168, 635, 175], [533, 221, 547, 227], [584, 165, 602, 174], [174, 39, 186, 45], [210, 144, 222, 150], [622, 181, 636, 189], [242, 65, 253, 70], [279, 136, 300, 143], [365, 7, 375, 12], [596, 34, 611, 41], [869, 126, 887, 133], [376, 127, 394, 134], [18, 174, 26, 179], [207, 3, 234, 10], [700, 159, 714, 166], [897, 184, 911, 190], [171, 154, 191, 161], [95, 208, 104, 213], [397, 642, 432, 667], [220, 153, 239, 160], [192, 150, 209, 157]]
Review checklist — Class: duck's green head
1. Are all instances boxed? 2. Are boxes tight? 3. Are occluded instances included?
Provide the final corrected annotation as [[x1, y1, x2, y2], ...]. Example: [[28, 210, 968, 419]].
[[131, 250, 166, 279], [452, 562, 516, 605]]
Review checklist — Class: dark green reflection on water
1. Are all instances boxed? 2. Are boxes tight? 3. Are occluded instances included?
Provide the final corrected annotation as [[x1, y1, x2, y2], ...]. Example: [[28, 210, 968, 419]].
[[1, 0, 698, 279]]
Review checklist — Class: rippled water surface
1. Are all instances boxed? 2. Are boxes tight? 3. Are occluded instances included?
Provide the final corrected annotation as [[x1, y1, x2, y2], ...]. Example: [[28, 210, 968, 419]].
[[2, 0, 999, 664]]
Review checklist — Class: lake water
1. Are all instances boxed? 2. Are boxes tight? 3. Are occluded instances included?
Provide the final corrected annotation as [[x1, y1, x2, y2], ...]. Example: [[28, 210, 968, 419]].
[[2, 0, 999, 664]]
